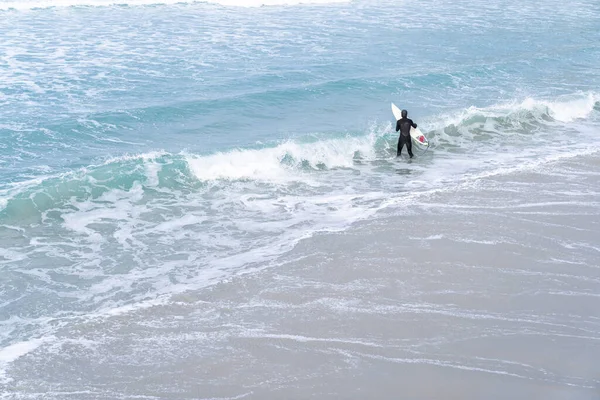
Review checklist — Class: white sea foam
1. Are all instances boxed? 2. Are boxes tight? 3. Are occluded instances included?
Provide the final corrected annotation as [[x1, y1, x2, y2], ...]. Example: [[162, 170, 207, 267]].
[[0, 337, 52, 383], [432, 92, 599, 129], [536, 92, 600, 122], [144, 160, 162, 187], [0, 248, 27, 264], [186, 135, 377, 182], [62, 182, 145, 240]]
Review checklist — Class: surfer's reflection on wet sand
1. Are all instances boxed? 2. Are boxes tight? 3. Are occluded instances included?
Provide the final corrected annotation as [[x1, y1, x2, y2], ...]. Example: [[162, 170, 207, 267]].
[[395, 168, 412, 175]]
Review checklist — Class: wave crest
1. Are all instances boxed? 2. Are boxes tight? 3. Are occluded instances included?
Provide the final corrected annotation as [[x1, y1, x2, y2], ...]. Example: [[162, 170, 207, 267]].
[[438, 92, 599, 129], [186, 134, 379, 182], [1, 92, 598, 219]]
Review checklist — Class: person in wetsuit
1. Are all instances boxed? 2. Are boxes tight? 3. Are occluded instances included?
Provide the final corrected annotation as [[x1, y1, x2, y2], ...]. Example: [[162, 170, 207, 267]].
[[396, 109, 417, 158]]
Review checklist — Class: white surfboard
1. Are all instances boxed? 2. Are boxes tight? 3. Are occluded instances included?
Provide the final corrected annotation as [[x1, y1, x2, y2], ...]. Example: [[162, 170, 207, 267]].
[[391, 103, 429, 147]]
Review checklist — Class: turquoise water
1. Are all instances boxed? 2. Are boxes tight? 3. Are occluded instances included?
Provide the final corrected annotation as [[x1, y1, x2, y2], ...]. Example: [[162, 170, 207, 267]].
[[1, 0, 599, 397]]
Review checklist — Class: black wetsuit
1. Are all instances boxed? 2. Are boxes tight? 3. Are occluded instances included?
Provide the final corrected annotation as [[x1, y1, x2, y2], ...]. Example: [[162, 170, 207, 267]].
[[396, 117, 417, 158]]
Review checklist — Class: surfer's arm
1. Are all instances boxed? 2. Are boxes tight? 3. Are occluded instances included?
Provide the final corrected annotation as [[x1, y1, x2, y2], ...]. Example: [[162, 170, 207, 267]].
[[411, 120, 418, 129], [395, 120, 400, 132]]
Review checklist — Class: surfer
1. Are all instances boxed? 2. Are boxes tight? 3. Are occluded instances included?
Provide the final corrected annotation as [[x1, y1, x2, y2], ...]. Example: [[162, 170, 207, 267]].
[[396, 109, 417, 158]]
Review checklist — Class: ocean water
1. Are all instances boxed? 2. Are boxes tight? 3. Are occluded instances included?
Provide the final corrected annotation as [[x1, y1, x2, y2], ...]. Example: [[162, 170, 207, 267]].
[[1, 0, 599, 398]]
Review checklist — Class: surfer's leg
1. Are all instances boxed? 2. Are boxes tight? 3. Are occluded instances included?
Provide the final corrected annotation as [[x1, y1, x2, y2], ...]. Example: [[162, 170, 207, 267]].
[[407, 138, 413, 158], [397, 138, 403, 156]]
